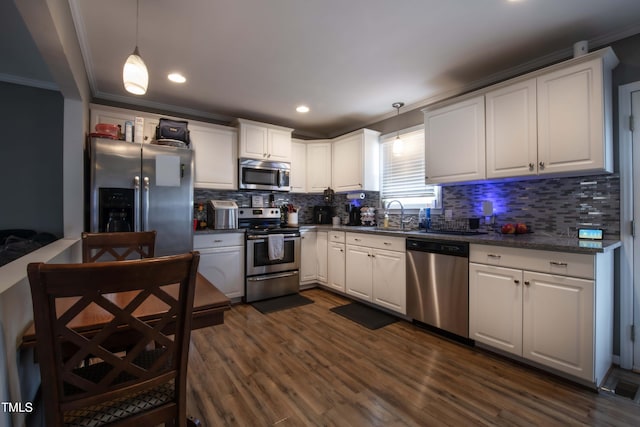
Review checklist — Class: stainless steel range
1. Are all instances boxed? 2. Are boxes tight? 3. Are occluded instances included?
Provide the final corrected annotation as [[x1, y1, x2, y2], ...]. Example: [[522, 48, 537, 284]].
[[240, 208, 301, 302]]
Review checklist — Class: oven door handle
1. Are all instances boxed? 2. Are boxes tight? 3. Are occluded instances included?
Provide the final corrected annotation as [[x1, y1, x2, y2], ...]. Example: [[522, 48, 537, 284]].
[[246, 235, 299, 241], [247, 271, 299, 282]]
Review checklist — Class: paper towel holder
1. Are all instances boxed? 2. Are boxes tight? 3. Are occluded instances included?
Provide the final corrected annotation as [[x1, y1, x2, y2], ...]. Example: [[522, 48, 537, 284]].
[[347, 192, 366, 200]]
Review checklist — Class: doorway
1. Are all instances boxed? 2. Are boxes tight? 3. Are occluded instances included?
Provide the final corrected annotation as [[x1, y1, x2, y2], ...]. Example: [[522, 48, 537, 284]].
[[619, 81, 640, 371]]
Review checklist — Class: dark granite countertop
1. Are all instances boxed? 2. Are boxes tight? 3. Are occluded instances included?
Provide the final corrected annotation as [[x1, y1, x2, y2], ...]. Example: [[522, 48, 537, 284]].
[[300, 224, 620, 254]]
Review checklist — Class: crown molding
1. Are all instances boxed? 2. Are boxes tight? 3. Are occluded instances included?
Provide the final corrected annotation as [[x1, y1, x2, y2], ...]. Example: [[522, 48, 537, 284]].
[[0, 73, 58, 91]]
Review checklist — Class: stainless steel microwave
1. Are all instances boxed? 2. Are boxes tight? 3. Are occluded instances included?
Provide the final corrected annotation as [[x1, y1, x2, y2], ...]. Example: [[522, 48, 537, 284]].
[[239, 158, 291, 191]]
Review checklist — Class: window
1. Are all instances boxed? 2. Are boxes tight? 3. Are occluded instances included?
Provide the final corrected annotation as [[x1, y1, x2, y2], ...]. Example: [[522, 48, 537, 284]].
[[380, 125, 441, 210]]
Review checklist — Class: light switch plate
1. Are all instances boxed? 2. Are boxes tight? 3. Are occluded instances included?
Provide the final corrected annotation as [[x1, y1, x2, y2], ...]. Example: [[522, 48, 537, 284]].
[[482, 200, 493, 216]]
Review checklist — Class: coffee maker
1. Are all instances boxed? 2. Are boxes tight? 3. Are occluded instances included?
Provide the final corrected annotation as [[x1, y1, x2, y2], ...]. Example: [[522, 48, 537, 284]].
[[347, 204, 362, 226], [313, 206, 333, 224]]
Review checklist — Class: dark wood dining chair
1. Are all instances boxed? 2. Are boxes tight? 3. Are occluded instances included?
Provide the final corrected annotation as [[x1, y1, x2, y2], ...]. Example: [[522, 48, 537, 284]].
[[27, 251, 200, 427], [81, 231, 157, 263]]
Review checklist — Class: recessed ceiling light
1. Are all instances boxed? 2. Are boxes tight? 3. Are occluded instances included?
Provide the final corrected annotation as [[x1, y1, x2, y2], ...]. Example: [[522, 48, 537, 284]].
[[168, 73, 186, 83], [296, 105, 310, 113]]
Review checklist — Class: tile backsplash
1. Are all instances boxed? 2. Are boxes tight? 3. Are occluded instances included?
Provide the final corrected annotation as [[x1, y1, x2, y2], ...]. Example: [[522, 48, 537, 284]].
[[438, 173, 620, 238], [194, 189, 380, 226], [195, 173, 619, 238]]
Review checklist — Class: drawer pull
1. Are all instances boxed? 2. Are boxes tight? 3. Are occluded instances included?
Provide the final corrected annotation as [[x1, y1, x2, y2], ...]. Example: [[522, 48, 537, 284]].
[[383, 242, 391, 245], [488, 254, 501, 259], [214, 239, 223, 243], [354, 238, 362, 242], [550, 261, 568, 267]]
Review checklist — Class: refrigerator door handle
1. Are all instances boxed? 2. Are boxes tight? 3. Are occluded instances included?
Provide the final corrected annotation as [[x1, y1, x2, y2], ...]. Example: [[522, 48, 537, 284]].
[[143, 176, 150, 231], [134, 176, 141, 232]]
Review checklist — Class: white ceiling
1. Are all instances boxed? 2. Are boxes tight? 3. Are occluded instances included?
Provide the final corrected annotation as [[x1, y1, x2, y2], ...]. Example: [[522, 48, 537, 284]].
[[6, 0, 640, 138]]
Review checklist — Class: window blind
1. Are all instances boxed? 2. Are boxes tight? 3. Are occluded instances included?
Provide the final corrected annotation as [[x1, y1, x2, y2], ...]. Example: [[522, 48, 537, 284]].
[[380, 128, 438, 202]]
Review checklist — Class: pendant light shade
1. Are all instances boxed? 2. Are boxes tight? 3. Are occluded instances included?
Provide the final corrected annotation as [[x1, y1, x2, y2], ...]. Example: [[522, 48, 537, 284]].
[[392, 102, 404, 155], [123, 0, 148, 95], [123, 46, 148, 95]]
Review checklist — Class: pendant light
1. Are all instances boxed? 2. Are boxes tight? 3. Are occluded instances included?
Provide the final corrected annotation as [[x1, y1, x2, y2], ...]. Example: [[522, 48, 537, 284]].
[[123, 0, 148, 95], [392, 102, 404, 155]]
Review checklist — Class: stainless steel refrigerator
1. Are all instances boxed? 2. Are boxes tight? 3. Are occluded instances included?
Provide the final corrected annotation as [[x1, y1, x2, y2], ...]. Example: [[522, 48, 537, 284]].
[[89, 137, 194, 256]]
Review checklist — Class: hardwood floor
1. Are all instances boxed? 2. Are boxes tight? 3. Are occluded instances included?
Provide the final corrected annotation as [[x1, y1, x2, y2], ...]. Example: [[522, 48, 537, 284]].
[[186, 288, 640, 426]]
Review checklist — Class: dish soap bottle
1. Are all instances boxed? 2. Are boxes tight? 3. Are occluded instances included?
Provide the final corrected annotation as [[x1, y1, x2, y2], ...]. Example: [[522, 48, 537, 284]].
[[383, 211, 389, 228]]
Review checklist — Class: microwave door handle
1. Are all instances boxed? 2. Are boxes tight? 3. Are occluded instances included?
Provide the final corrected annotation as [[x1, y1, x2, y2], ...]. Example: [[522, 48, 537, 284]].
[[134, 176, 141, 232]]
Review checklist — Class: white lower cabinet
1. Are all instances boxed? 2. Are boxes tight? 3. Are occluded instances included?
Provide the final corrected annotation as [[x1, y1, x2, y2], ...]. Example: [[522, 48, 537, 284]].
[[345, 233, 406, 314], [371, 248, 406, 314], [469, 264, 523, 355], [193, 233, 244, 299], [469, 244, 612, 387], [345, 244, 372, 300], [300, 229, 318, 284], [522, 271, 594, 379], [317, 231, 328, 284], [327, 232, 346, 292]]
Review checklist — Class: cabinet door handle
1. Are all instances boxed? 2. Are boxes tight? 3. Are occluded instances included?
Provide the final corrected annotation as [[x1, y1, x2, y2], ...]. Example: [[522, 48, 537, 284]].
[[514, 279, 520, 284], [539, 161, 545, 169], [340, 249, 344, 253], [550, 261, 568, 267], [263, 153, 267, 157], [524, 281, 530, 286], [528, 163, 535, 171], [371, 254, 375, 258]]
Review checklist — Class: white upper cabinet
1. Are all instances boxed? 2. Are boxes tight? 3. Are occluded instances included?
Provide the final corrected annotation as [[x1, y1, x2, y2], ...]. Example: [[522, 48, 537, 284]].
[[537, 56, 614, 175], [237, 119, 293, 162], [332, 129, 380, 192], [290, 139, 307, 193], [306, 141, 332, 193], [290, 139, 331, 193], [486, 79, 538, 179], [424, 47, 618, 184], [190, 124, 238, 190], [424, 96, 486, 184]]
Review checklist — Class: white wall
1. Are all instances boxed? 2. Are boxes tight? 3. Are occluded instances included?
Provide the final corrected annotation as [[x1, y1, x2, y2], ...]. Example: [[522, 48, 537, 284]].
[[1, 0, 90, 425]]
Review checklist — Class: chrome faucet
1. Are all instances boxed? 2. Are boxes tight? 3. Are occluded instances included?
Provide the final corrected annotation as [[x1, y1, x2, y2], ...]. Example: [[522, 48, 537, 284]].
[[385, 199, 406, 230]]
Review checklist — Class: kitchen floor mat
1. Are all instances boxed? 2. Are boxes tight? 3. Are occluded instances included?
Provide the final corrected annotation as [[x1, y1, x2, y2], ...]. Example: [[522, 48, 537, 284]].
[[251, 293, 314, 314], [330, 302, 397, 330]]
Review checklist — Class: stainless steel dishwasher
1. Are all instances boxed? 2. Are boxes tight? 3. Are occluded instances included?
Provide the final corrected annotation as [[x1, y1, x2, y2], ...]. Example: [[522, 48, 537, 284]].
[[406, 239, 469, 338]]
